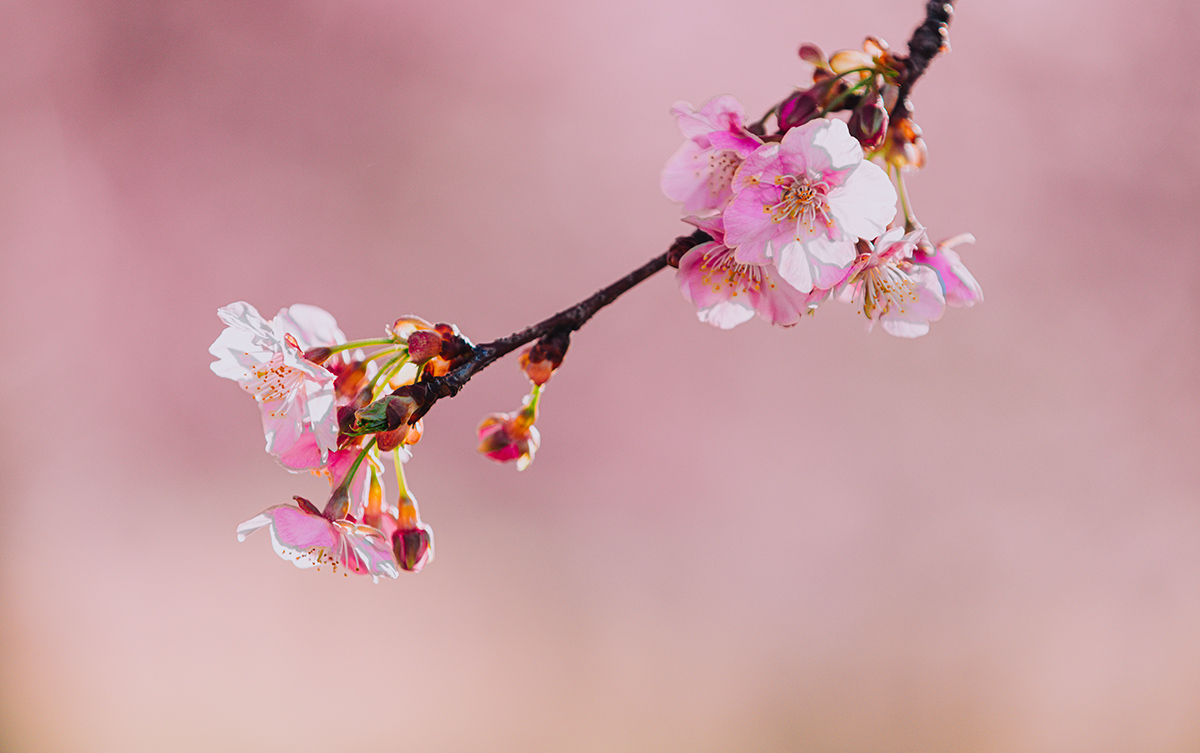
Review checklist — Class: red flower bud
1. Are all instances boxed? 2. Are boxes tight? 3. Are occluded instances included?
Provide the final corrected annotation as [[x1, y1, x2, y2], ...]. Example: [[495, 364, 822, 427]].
[[392, 522, 434, 573], [848, 94, 888, 150], [778, 87, 823, 131], [406, 330, 442, 365]]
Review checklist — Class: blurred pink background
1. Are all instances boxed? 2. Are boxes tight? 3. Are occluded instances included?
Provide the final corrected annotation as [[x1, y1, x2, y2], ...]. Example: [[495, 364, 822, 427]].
[[3, 1, 1199, 751]]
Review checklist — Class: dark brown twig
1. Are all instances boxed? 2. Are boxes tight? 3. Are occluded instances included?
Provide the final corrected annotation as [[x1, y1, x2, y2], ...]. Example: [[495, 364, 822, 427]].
[[891, 0, 955, 120]]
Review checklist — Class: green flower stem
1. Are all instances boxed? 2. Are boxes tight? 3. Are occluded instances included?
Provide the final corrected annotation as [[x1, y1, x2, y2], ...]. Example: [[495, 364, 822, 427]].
[[817, 72, 878, 117], [337, 437, 378, 496], [392, 449, 409, 500], [894, 166, 918, 230], [366, 351, 409, 399], [324, 338, 398, 354]]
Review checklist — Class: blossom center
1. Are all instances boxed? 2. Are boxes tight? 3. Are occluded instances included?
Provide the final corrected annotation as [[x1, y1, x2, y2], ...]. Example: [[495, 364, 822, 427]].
[[856, 262, 917, 320], [699, 248, 772, 297], [246, 352, 304, 409], [765, 173, 833, 231], [706, 150, 740, 198]]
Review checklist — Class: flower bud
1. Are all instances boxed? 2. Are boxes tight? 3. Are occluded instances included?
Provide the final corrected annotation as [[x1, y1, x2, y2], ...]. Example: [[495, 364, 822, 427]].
[[798, 43, 828, 69], [392, 523, 434, 573], [406, 330, 442, 365], [778, 87, 822, 131], [303, 346, 333, 365], [848, 94, 888, 150]]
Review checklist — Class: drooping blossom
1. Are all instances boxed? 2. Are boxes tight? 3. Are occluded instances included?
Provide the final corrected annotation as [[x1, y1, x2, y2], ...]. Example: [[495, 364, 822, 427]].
[[363, 463, 434, 573], [478, 387, 542, 471], [661, 96, 763, 216], [913, 233, 983, 308], [836, 227, 945, 338], [676, 214, 814, 329], [236, 496, 400, 582], [724, 117, 896, 294], [209, 302, 344, 467]]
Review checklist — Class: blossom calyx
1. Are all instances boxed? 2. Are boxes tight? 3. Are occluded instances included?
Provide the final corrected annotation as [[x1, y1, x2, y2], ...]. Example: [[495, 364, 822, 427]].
[[352, 390, 420, 435], [434, 323, 475, 364]]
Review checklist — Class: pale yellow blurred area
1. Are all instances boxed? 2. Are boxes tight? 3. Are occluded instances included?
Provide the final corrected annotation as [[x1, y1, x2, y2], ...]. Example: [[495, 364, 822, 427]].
[[2, 1, 1199, 751]]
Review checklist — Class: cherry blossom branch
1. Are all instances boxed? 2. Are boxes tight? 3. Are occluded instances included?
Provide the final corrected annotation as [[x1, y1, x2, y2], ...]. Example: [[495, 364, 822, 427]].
[[401, 231, 710, 423], [215, 0, 980, 580]]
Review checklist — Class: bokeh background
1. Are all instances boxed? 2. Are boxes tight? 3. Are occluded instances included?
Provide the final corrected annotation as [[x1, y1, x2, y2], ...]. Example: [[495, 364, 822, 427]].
[[3, 0, 1198, 751]]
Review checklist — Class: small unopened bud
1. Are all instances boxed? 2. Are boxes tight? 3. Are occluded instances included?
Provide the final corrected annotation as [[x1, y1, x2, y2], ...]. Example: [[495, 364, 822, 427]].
[[848, 94, 888, 150], [798, 43, 828, 69], [392, 522, 434, 573], [778, 87, 822, 131], [303, 346, 333, 365], [406, 330, 442, 365]]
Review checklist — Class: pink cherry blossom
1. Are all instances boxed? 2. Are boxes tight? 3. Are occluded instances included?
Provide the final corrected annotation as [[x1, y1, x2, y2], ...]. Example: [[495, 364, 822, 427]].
[[837, 227, 945, 338], [236, 496, 400, 581], [210, 302, 344, 467], [676, 214, 814, 328], [478, 387, 542, 471], [724, 117, 896, 293], [913, 233, 983, 308], [661, 96, 763, 216]]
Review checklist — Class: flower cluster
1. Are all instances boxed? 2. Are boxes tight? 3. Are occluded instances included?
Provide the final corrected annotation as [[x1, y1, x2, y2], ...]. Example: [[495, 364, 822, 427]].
[[211, 304, 452, 579], [213, 14, 974, 580], [662, 37, 980, 336]]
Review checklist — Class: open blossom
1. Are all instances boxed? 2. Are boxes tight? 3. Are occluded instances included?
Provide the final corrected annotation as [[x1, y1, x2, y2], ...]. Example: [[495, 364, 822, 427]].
[[913, 233, 983, 308], [209, 302, 343, 468], [236, 496, 400, 581], [661, 96, 763, 216], [724, 117, 896, 293], [676, 214, 814, 328], [837, 227, 945, 338], [478, 387, 542, 471]]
